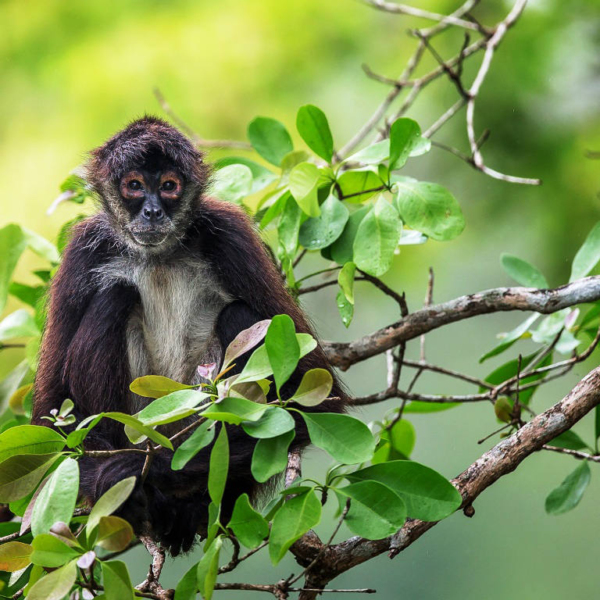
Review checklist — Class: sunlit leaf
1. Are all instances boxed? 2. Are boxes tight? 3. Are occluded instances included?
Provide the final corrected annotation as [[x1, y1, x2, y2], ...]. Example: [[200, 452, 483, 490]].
[[0, 541, 33, 572], [291, 369, 333, 407], [86, 476, 136, 535], [501, 253, 548, 288], [26, 559, 77, 600], [570, 221, 600, 282], [394, 179, 464, 242], [0, 453, 60, 503], [102, 560, 135, 600], [211, 164, 253, 204], [0, 224, 27, 314], [289, 162, 321, 217], [31, 457, 79, 537], [353, 196, 401, 277], [130, 375, 195, 399], [296, 104, 334, 162], [197, 536, 223, 600], [299, 194, 349, 250], [31, 534, 79, 568], [248, 117, 294, 166]]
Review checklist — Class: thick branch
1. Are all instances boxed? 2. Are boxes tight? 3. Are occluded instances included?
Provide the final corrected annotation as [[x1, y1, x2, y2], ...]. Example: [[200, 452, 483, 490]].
[[292, 365, 600, 582], [323, 277, 600, 369]]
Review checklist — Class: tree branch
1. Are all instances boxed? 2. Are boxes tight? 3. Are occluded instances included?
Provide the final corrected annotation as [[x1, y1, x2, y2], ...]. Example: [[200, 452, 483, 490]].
[[323, 277, 600, 369], [291, 365, 600, 583]]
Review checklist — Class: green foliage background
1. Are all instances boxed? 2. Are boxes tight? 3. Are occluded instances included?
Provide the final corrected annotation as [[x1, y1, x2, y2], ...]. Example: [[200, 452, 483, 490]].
[[1, 0, 599, 597]]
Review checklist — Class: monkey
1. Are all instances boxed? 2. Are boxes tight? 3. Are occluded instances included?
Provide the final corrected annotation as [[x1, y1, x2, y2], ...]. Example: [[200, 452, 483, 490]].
[[32, 116, 347, 555]]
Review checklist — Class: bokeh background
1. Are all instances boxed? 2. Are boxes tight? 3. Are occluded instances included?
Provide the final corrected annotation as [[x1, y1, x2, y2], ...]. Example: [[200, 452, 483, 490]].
[[1, 0, 600, 598]]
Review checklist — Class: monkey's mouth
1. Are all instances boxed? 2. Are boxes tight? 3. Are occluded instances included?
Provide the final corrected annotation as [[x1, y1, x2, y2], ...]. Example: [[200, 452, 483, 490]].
[[128, 228, 171, 247]]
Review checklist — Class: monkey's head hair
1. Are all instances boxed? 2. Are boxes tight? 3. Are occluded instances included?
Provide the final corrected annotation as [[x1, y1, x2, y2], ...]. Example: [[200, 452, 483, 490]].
[[85, 116, 210, 252], [86, 115, 209, 192]]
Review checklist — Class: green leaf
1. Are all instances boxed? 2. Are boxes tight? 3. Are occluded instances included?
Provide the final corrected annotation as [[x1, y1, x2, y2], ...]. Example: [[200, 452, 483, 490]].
[[479, 314, 540, 363], [197, 536, 223, 600], [0, 309, 39, 342], [172, 421, 215, 471], [103, 412, 173, 449], [336, 290, 354, 328], [228, 493, 269, 548], [500, 254, 548, 288], [335, 480, 407, 539], [291, 369, 333, 407], [570, 221, 600, 282], [215, 157, 278, 194], [0, 425, 65, 464], [338, 262, 356, 304], [289, 162, 321, 217], [31, 534, 79, 568], [337, 168, 384, 203], [251, 430, 295, 483], [236, 333, 316, 384], [278, 194, 302, 257], [0, 453, 60, 503], [0, 361, 30, 414], [9, 282, 45, 308], [26, 559, 77, 600], [86, 476, 136, 535], [545, 461, 591, 515], [265, 315, 300, 393], [299, 412, 375, 464], [346, 140, 390, 165], [242, 406, 295, 439], [481, 352, 553, 405], [211, 164, 253, 204], [389, 118, 424, 172], [102, 560, 135, 600], [22, 228, 60, 265], [389, 419, 416, 458], [547, 430, 591, 452], [96, 516, 134, 551], [208, 426, 229, 505], [0, 224, 27, 314], [174, 563, 198, 600], [353, 196, 401, 277], [299, 194, 349, 250], [203, 397, 268, 425], [347, 460, 461, 521], [135, 390, 208, 427], [129, 375, 195, 399], [401, 401, 459, 413], [31, 458, 79, 537], [296, 105, 334, 162], [394, 179, 464, 242], [248, 117, 294, 166], [269, 489, 321, 564], [0, 541, 33, 572], [330, 206, 370, 265]]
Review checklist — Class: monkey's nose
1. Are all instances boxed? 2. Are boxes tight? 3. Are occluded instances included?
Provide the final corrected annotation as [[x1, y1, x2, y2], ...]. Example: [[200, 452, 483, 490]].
[[142, 207, 165, 222]]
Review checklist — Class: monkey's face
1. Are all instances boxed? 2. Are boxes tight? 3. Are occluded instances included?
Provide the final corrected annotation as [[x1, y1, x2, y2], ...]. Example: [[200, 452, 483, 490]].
[[116, 155, 188, 249]]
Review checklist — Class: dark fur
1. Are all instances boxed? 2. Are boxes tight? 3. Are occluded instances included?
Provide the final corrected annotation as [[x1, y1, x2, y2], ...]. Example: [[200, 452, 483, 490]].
[[33, 117, 347, 554]]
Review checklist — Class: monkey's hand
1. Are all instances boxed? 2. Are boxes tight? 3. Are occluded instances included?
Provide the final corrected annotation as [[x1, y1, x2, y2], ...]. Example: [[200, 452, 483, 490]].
[[84, 454, 205, 555]]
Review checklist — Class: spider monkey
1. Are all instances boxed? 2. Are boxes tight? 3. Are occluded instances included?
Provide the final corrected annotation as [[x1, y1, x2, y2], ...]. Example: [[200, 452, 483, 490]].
[[32, 116, 347, 555]]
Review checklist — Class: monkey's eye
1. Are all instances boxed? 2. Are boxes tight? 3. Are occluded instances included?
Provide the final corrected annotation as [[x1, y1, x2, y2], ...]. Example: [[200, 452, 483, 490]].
[[128, 180, 143, 191], [161, 181, 177, 192]]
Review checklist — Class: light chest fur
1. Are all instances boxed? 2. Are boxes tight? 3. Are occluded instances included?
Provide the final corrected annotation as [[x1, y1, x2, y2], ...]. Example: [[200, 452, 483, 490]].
[[96, 255, 231, 392]]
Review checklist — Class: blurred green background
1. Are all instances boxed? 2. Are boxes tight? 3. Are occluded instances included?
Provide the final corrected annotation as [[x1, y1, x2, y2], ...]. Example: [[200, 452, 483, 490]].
[[1, 0, 600, 597]]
